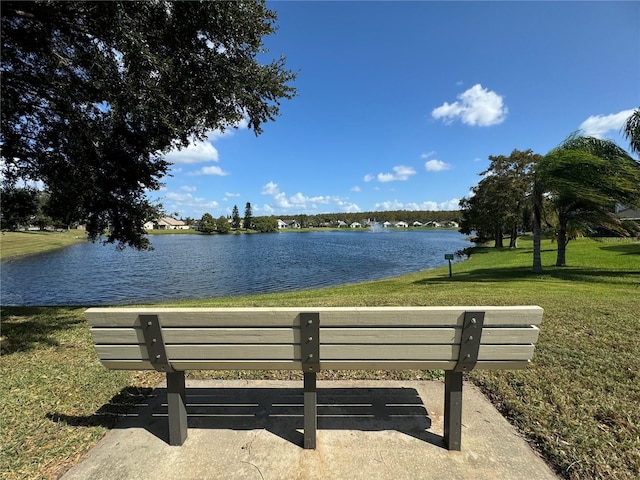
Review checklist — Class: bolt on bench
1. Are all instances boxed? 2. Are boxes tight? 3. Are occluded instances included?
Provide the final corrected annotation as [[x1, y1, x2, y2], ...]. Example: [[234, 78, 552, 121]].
[[86, 306, 543, 451]]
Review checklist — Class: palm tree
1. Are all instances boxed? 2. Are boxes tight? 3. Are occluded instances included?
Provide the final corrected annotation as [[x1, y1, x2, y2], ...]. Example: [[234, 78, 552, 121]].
[[533, 134, 640, 269], [623, 108, 640, 156], [531, 179, 544, 273]]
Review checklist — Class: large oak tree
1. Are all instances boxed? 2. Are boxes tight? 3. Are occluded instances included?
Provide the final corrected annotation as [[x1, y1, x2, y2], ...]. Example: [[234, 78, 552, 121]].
[[1, 1, 296, 248], [459, 149, 541, 248]]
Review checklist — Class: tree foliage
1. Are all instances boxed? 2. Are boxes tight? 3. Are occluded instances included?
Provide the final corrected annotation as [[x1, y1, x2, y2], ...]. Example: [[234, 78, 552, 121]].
[[1, 1, 296, 249], [459, 149, 540, 247], [623, 108, 640, 156], [216, 216, 230, 234], [198, 213, 216, 234], [244, 202, 253, 230], [535, 134, 640, 267], [253, 216, 278, 233], [0, 187, 39, 230], [231, 205, 241, 230]]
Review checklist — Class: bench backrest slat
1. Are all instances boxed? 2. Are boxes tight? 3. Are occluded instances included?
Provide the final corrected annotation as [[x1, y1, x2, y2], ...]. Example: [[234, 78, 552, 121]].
[[94, 343, 534, 362], [87, 306, 542, 372], [87, 306, 542, 327], [91, 326, 539, 346]]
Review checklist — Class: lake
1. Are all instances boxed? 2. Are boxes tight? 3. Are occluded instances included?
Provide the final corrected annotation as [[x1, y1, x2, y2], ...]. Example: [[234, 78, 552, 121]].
[[1, 229, 471, 306]]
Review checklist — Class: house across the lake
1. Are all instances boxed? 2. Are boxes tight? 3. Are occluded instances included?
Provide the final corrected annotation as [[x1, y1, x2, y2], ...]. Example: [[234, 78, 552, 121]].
[[278, 219, 300, 229], [145, 217, 189, 230]]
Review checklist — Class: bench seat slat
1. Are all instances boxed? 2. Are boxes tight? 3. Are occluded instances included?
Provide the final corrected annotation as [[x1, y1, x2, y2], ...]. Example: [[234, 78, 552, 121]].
[[90, 326, 539, 346], [98, 359, 531, 371], [86, 306, 543, 328], [93, 344, 534, 362]]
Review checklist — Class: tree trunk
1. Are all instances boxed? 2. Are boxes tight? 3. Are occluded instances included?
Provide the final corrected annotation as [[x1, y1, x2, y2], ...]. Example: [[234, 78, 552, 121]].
[[509, 225, 518, 249], [494, 227, 504, 248], [556, 219, 568, 266], [532, 186, 543, 273]]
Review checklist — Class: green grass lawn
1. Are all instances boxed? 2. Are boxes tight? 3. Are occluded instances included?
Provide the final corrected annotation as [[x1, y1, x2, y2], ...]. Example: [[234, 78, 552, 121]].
[[0, 230, 87, 260], [1, 236, 639, 479]]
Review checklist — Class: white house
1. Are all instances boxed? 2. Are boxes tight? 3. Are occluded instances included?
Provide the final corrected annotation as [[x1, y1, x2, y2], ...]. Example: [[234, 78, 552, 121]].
[[146, 217, 189, 230], [278, 219, 300, 229], [413, 221, 424, 227], [350, 222, 362, 228], [382, 221, 393, 228], [395, 221, 409, 228]]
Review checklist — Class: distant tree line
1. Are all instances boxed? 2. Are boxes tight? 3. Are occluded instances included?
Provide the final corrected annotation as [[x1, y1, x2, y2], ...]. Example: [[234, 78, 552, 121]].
[[197, 202, 278, 234], [0, 187, 79, 231], [277, 210, 461, 228], [194, 206, 461, 235]]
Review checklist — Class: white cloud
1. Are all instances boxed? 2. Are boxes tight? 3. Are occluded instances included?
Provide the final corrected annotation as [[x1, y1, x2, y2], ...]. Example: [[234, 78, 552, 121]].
[[261, 181, 280, 196], [351, 186, 361, 192], [206, 117, 250, 142], [375, 165, 416, 183], [374, 199, 405, 210], [181, 185, 196, 192], [579, 109, 634, 138], [163, 192, 219, 216], [262, 204, 275, 214], [163, 118, 248, 167], [432, 84, 507, 126], [336, 200, 361, 213], [363, 174, 375, 182], [187, 165, 229, 176], [260, 181, 355, 213], [375, 198, 460, 211], [424, 159, 451, 172], [223, 192, 241, 202], [421, 151, 437, 159], [165, 140, 219, 164]]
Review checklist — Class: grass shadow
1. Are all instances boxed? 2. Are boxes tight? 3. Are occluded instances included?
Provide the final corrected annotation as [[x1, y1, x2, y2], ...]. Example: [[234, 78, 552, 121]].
[[47, 386, 153, 429], [413, 266, 640, 286], [0, 306, 86, 354], [598, 243, 640, 255]]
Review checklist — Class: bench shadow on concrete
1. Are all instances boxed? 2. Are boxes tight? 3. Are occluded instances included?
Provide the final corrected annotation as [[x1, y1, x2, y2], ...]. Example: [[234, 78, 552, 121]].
[[52, 386, 442, 448]]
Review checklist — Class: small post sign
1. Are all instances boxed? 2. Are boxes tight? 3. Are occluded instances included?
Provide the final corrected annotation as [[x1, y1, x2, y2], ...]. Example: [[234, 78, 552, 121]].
[[445, 253, 455, 277]]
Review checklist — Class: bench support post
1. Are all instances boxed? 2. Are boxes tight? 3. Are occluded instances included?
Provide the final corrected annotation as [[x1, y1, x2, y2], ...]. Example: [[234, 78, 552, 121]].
[[303, 372, 317, 449], [443, 370, 463, 451], [167, 371, 187, 446], [300, 312, 320, 449]]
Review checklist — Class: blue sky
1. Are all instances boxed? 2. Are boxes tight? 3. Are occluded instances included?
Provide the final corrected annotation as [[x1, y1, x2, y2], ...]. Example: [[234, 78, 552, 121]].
[[158, 1, 640, 220]]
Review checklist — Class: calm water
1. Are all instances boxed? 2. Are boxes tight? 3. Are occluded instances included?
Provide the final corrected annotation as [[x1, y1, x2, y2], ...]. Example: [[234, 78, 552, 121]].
[[1, 229, 470, 306]]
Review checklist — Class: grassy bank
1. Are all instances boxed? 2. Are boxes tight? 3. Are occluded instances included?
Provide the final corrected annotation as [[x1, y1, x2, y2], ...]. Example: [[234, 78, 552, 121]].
[[1, 237, 639, 479], [0, 231, 87, 260]]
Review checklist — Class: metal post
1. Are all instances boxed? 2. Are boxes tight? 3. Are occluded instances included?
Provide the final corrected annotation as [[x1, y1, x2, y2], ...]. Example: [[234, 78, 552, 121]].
[[300, 312, 320, 449], [167, 371, 188, 446], [443, 370, 463, 451], [303, 372, 317, 449], [444, 253, 454, 278]]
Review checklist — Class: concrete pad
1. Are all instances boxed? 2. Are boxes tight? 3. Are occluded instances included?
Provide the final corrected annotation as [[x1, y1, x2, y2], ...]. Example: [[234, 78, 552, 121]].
[[62, 380, 557, 480]]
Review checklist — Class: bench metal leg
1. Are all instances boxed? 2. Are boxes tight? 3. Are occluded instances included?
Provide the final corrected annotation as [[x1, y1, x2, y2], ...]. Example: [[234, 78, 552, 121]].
[[444, 371, 463, 451], [167, 371, 187, 446], [303, 372, 317, 449]]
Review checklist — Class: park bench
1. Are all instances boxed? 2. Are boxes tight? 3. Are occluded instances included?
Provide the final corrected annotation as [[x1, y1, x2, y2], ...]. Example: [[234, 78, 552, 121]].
[[86, 306, 543, 451]]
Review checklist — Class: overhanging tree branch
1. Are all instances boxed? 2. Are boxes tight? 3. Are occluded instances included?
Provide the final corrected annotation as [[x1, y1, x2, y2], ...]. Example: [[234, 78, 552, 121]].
[[1, 0, 297, 249]]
